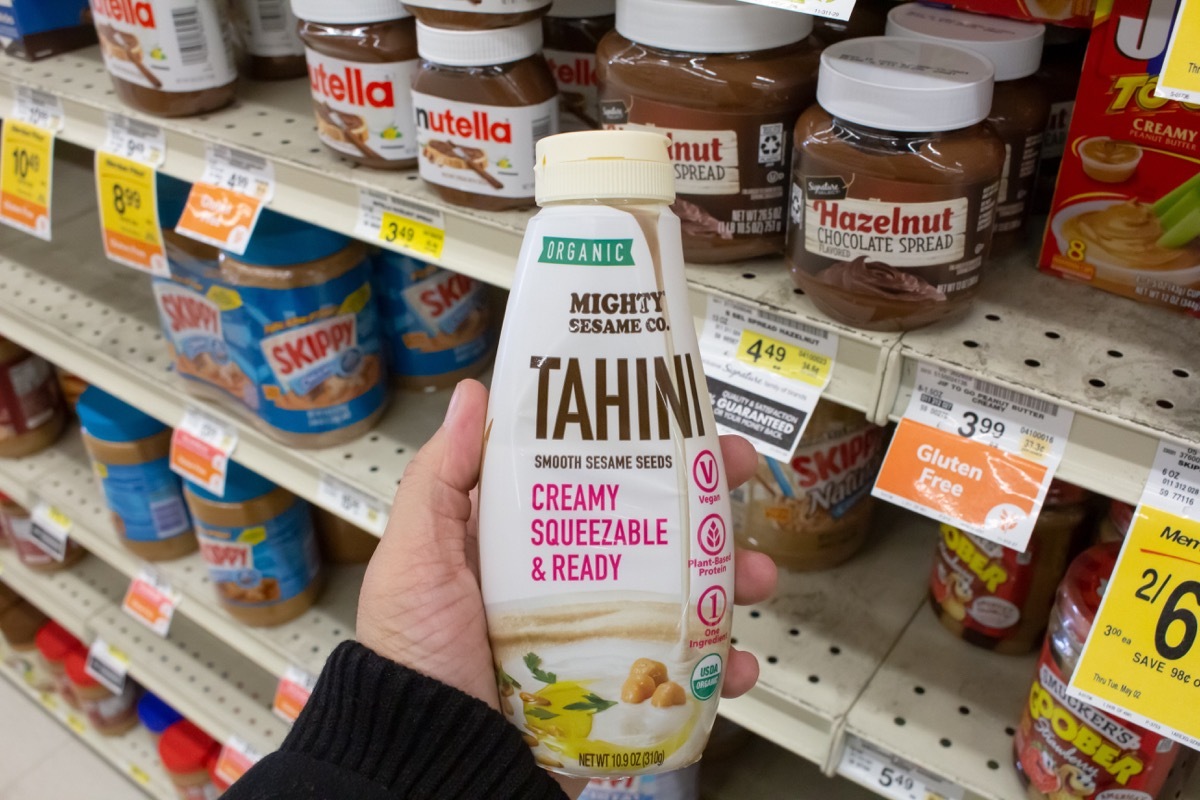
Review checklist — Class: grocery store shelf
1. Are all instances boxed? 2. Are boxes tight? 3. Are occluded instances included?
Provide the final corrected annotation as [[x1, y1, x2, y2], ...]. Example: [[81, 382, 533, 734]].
[[0, 542, 125, 641], [701, 736, 879, 800]]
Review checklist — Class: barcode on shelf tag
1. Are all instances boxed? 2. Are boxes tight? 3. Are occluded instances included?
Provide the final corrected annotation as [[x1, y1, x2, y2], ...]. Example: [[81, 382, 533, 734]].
[[175, 144, 274, 254], [273, 665, 318, 723], [85, 637, 129, 695], [12, 87, 64, 132], [873, 363, 1075, 552], [316, 473, 388, 536], [28, 502, 72, 562], [838, 735, 964, 800], [356, 188, 446, 261], [731, 0, 856, 21], [103, 113, 165, 167], [699, 295, 836, 462], [214, 736, 264, 785], [122, 567, 181, 637], [170, 407, 238, 496]]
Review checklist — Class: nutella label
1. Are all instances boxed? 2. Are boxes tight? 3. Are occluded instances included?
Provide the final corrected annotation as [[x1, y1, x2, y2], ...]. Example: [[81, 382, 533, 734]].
[[90, 0, 236, 92], [304, 49, 419, 163], [931, 524, 1034, 636], [802, 196, 970, 266], [545, 48, 600, 131], [412, 92, 557, 199], [233, 0, 302, 58]]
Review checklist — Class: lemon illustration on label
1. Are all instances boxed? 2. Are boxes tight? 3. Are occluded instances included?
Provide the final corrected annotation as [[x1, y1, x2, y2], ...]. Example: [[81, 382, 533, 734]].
[[381, 126, 402, 140], [150, 47, 165, 61], [497, 157, 513, 169]]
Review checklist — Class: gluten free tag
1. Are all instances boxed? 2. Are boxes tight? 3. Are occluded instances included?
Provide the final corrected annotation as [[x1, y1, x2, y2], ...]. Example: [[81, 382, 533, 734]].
[[699, 295, 835, 462], [214, 736, 264, 785], [122, 567, 181, 637], [732, 0, 857, 21], [85, 638, 129, 695], [316, 473, 387, 536], [1066, 441, 1200, 750], [170, 407, 238, 496], [175, 145, 274, 255], [28, 502, 72, 562], [838, 735, 963, 800], [873, 363, 1074, 552], [273, 665, 318, 723], [95, 152, 167, 276], [356, 188, 446, 260]]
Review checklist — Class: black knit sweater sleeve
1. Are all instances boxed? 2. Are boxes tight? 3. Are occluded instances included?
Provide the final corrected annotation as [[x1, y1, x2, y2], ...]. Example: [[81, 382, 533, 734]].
[[223, 641, 569, 800]]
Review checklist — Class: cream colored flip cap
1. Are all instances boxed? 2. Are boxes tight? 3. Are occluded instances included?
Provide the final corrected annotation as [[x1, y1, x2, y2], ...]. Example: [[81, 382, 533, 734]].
[[535, 130, 675, 205]]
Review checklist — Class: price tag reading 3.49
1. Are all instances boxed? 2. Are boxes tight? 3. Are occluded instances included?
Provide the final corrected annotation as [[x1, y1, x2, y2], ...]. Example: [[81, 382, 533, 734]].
[[1067, 441, 1200, 750], [356, 188, 446, 261], [873, 363, 1074, 552]]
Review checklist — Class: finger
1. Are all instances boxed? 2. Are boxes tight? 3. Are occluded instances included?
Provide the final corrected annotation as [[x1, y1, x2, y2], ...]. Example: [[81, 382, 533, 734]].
[[719, 434, 757, 490], [733, 548, 778, 606], [720, 647, 760, 699]]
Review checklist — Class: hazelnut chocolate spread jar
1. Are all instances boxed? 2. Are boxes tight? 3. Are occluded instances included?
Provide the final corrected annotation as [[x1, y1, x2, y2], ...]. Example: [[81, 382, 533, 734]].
[[233, 0, 307, 80], [597, 0, 820, 264], [293, 0, 419, 169], [402, 0, 551, 30], [886, 4, 1048, 256], [543, 0, 614, 131], [412, 19, 558, 210], [89, 0, 237, 118], [787, 37, 1005, 332]]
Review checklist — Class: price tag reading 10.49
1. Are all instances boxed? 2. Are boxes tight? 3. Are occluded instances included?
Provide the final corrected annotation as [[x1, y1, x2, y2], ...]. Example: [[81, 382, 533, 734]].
[[1068, 441, 1200, 750]]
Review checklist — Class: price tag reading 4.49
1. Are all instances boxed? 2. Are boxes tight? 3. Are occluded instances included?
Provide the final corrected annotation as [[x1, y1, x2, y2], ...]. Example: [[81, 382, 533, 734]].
[[837, 735, 964, 800], [873, 363, 1075, 552], [1067, 441, 1200, 750], [356, 188, 446, 261]]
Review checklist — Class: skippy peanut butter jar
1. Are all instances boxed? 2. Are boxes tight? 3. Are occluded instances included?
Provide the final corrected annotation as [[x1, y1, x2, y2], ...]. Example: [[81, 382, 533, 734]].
[[479, 130, 734, 778]]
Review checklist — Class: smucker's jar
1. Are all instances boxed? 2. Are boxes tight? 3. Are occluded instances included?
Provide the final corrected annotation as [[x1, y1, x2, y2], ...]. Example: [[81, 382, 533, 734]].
[[402, 0, 551, 30], [886, 4, 1048, 255], [65, 649, 140, 736], [543, 0, 614, 131], [787, 37, 1005, 331], [597, 0, 820, 264], [34, 620, 85, 709], [0, 336, 65, 459], [293, 0, 420, 169], [159, 720, 221, 799], [412, 19, 559, 210], [233, 0, 307, 80]]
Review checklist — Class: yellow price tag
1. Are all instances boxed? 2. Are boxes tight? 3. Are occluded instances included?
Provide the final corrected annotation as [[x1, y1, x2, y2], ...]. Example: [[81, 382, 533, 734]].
[[0, 119, 54, 240], [379, 210, 445, 260], [1071, 505, 1200, 747], [1157, 0, 1200, 103], [736, 328, 831, 388], [46, 506, 72, 532], [95, 152, 167, 276], [128, 765, 151, 785], [66, 714, 87, 734]]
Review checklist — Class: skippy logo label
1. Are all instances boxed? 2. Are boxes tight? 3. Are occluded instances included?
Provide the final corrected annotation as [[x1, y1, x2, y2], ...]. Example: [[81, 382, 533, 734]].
[[479, 205, 734, 776], [804, 196, 969, 266], [195, 504, 321, 607], [402, 270, 482, 335], [261, 314, 359, 396], [304, 50, 418, 161], [199, 537, 253, 571], [153, 281, 225, 361], [789, 426, 884, 519]]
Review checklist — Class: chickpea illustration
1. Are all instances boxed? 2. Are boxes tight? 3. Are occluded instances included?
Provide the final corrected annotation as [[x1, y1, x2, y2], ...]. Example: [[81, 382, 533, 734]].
[[521, 733, 538, 748], [650, 681, 686, 708], [630, 658, 668, 686], [622, 673, 657, 704]]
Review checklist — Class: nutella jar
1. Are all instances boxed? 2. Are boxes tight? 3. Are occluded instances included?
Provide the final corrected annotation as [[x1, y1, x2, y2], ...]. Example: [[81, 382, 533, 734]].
[[233, 0, 307, 80], [929, 480, 1089, 655], [0, 337, 66, 459], [787, 37, 1004, 331], [89, 0, 237, 118], [598, 0, 820, 264], [543, 0, 613, 131], [402, 0, 550, 30], [886, 5, 1048, 256], [293, 0, 420, 169], [412, 19, 558, 210]]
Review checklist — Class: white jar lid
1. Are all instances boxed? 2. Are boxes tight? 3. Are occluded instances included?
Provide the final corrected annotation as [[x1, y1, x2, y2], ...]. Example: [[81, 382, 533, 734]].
[[817, 37, 994, 132], [536, 130, 674, 204], [291, 0, 410, 24], [886, 3, 1043, 81], [615, 0, 811, 54], [416, 19, 543, 65], [549, 0, 615, 17]]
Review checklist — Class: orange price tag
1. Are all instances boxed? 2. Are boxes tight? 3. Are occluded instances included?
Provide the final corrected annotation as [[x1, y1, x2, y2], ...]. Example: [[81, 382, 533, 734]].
[[169, 407, 237, 496], [214, 736, 263, 785], [122, 567, 180, 637], [174, 145, 274, 255], [273, 665, 317, 723]]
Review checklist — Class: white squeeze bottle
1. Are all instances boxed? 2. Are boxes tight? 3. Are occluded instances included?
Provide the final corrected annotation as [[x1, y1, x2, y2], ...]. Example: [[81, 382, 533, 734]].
[[479, 130, 735, 778]]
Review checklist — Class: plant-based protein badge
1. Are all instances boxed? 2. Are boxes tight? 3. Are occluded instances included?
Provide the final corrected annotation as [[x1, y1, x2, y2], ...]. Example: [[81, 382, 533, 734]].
[[480, 131, 734, 777]]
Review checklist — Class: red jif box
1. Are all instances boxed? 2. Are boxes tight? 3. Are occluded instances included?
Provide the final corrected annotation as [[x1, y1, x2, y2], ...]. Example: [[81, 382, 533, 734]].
[[927, 0, 1095, 28], [1039, 0, 1200, 317]]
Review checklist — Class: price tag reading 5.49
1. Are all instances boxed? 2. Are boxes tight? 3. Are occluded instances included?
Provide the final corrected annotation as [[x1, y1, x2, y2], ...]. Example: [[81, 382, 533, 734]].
[[1068, 442, 1200, 750]]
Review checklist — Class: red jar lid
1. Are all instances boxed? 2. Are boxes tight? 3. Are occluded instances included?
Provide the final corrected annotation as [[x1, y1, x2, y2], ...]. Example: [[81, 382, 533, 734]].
[[35, 621, 84, 663], [64, 649, 99, 688], [159, 721, 219, 775]]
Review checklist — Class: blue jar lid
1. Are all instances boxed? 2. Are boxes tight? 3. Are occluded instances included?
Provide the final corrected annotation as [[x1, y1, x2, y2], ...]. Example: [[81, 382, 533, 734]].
[[185, 459, 277, 503], [77, 386, 167, 443], [156, 172, 193, 230], [137, 692, 184, 734], [227, 208, 350, 267]]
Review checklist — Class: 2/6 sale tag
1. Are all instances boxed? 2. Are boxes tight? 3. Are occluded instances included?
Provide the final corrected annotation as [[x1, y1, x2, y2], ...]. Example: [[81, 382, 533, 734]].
[[873, 364, 1074, 552], [170, 407, 238, 496], [28, 502, 72, 562], [95, 152, 168, 276], [122, 567, 181, 637], [273, 665, 318, 723], [699, 295, 836, 462], [175, 145, 274, 255], [316, 473, 388, 536], [214, 736, 263, 785], [85, 638, 129, 696], [356, 188, 446, 261], [732, 0, 857, 21], [837, 735, 964, 800], [1067, 441, 1200, 749]]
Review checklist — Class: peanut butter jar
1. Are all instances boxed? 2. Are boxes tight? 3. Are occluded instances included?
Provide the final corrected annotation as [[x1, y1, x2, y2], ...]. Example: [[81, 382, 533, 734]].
[[787, 37, 1005, 331], [402, 0, 551, 30], [313, 506, 378, 564], [293, 0, 420, 169], [598, 0, 820, 264], [0, 337, 66, 459], [543, 0, 614, 131], [159, 721, 221, 800], [886, 4, 1048, 255], [0, 600, 53, 691], [4, 495, 86, 572], [66, 650, 140, 735], [233, 0, 307, 80], [412, 19, 558, 210], [89, 0, 238, 118]]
